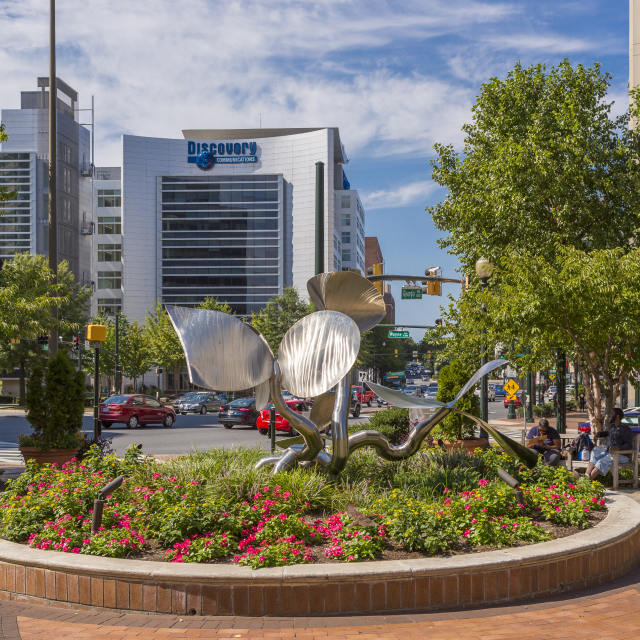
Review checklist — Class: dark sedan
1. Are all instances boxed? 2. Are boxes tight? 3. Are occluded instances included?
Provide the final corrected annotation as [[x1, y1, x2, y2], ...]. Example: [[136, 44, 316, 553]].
[[218, 398, 259, 429]]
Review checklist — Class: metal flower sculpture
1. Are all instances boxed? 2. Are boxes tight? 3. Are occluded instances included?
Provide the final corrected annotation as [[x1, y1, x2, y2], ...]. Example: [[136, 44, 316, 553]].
[[167, 271, 538, 473]]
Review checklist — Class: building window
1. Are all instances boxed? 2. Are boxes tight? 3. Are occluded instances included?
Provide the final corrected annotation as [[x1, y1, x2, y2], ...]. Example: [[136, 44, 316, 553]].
[[98, 189, 121, 207], [341, 213, 350, 227], [97, 299, 121, 315], [98, 216, 121, 234], [59, 142, 72, 163], [59, 197, 72, 224], [98, 271, 122, 289], [59, 227, 73, 255], [342, 249, 351, 262], [341, 195, 351, 208], [341, 231, 351, 244], [61, 167, 71, 193], [334, 256, 338, 271], [98, 244, 121, 262]]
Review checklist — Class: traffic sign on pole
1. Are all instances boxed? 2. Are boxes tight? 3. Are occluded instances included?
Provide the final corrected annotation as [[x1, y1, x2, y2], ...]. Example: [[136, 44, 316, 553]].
[[503, 379, 520, 395], [549, 374, 556, 381], [506, 393, 518, 402], [388, 330, 409, 338]]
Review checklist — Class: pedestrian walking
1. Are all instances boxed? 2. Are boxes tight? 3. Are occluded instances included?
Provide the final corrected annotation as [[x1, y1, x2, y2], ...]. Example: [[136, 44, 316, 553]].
[[579, 392, 586, 411]]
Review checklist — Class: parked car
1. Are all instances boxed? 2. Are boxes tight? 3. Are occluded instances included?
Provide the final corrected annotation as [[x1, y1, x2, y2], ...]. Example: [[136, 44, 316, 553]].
[[503, 391, 523, 408], [218, 398, 259, 429], [492, 385, 506, 398], [178, 392, 223, 415], [172, 392, 198, 413], [474, 387, 496, 402], [256, 399, 310, 435], [99, 394, 176, 429], [548, 386, 557, 401], [352, 384, 375, 406]]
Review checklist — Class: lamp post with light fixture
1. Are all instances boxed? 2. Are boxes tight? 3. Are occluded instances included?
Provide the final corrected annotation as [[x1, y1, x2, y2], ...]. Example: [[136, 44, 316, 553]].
[[475, 257, 494, 439]]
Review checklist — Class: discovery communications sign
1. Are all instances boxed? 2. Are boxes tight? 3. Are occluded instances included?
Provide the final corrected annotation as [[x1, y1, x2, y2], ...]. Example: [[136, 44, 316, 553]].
[[187, 141, 258, 170]]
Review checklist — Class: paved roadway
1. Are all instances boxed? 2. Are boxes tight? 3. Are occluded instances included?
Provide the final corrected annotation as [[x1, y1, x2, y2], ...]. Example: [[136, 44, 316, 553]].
[[0, 410, 374, 457]]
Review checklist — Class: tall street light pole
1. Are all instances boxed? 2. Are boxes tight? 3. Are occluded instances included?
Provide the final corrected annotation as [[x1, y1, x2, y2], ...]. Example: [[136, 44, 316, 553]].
[[475, 257, 494, 440], [48, 0, 58, 356]]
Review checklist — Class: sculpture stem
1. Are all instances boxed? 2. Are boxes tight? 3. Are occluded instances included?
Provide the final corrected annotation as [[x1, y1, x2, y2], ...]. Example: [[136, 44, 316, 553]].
[[328, 373, 351, 473]]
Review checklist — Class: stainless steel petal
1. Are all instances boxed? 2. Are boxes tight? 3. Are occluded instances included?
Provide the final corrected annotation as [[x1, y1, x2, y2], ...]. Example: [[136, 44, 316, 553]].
[[278, 311, 360, 397], [255, 378, 271, 411], [310, 392, 336, 432], [166, 305, 274, 391], [458, 411, 539, 469], [366, 380, 447, 408], [450, 359, 509, 406], [306, 272, 332, 310], [307, 271, 386, 332]]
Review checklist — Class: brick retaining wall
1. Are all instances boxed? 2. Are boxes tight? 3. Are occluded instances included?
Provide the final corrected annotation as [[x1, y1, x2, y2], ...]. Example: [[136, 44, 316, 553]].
[[1, 491, 639, 616]]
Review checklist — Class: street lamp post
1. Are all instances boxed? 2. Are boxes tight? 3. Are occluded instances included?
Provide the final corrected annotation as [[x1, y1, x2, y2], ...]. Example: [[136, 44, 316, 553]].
[[475, 257, 494, 440]]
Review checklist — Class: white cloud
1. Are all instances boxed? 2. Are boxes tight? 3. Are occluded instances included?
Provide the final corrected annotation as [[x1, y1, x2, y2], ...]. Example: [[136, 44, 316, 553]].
[[361, 179, 438, 209]]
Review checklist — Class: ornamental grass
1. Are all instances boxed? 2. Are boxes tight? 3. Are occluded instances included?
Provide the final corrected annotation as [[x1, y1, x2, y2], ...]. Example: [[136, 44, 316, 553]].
[[0, 444, 606, 569]]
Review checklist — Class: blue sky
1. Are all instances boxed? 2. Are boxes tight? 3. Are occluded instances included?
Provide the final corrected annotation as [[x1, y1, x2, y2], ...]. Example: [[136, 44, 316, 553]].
[[0, 0, 629, 338]]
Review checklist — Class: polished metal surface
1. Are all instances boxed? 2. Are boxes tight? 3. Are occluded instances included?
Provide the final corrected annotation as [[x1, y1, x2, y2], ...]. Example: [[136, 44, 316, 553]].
[[328, 373, 351, 473], [347, 407, 452, 460], [366, 380, 447, 408], [307, 271, 386, 332], [166, 305, 274, 391], [310, 392, 336, 432], [277, 310, 360, 397], [459, 411, 539, 468], [269, 362, 324, 462], [254, 378, 271, 412], [450, 359, 508, 406]]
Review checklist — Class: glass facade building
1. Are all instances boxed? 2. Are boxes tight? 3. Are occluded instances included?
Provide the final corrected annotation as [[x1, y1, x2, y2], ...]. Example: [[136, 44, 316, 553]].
[[0, 153, 33, 261]]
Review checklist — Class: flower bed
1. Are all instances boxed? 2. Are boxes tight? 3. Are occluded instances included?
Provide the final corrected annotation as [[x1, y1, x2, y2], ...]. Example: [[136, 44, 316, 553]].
[[0, 445, 606, 570]]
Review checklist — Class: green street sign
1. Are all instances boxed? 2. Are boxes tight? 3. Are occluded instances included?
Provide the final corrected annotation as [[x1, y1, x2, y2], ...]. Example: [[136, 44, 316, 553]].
[[401, 287, 422, 300], [388, 330, 410, 338], [42, 344, 49, 351]]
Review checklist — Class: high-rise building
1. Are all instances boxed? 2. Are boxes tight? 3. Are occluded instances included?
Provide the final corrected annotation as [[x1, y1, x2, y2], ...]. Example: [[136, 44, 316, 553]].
[[0, 77, 93, 284]]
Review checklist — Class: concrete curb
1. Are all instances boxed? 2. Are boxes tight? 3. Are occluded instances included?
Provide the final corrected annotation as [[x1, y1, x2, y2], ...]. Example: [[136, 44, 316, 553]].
[[0, 491, 638, 615]]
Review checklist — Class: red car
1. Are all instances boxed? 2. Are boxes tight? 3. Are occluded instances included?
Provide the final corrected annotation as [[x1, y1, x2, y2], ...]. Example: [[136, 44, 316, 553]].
[[503, 392, 523, 408], [352, 385, 375, 407], [257, 400, 310, 435], [99, 394, 177, 429]]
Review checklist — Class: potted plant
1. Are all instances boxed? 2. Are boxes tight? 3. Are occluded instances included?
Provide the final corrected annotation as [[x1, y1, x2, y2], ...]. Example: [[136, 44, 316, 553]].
[[19, 350, 85, 465], [433, 360, 486, 451]]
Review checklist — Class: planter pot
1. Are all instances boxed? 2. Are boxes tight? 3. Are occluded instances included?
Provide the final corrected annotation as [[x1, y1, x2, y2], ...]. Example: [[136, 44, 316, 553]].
[[444, 438, 488, 452], [19, 447, 79, 466]]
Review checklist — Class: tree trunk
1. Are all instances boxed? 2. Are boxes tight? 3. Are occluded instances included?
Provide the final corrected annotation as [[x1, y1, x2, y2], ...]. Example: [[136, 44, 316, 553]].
[[572, 361, 579, 402], [142, 373, 145, 394], [19, 359, 26, 406]]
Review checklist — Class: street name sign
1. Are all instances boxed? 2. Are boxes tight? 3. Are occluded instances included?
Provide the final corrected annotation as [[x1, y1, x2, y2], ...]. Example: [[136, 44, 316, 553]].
[[401, 287, 422, 300], [389, 330, 410, 338], [503, 379, 520, 395]]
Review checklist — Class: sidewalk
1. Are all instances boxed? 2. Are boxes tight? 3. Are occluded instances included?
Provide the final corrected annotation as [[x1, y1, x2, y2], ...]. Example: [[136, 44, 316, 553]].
[[491, 410, 591, 433], [3, 561, 640, 639]]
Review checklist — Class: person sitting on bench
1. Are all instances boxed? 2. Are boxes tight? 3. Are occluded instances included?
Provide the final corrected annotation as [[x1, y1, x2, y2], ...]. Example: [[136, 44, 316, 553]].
[[526, 418, 561, 466], [584, 408, 633, 480]]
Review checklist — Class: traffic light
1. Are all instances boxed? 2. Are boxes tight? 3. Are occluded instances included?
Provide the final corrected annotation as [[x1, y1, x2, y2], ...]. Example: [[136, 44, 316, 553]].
[[10, 338, 20, 345], [435, 319, 443, 326], [367, 263, 384, 294], [37, 336, 48, 346], [422, 267, 442, 296], [394, 349, 398, 358], [156, 368, 163, 374], [73, 337, 79, 351]]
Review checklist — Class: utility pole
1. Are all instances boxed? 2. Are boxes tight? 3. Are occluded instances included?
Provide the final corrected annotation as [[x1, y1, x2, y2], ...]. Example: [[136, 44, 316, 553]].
[[556, 350, 566, 433], [114, 314, 119, 395], [315, 162, 324, 275], [48, 0, 58, 356]]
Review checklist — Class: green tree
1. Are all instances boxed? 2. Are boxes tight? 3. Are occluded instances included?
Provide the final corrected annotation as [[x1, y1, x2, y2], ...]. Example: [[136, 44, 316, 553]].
[[428, 60, 640, 275], [434, 360, 480, 442], [251, 287, 314, 356], [197, 297, 236, 314], [0, 255, 91, 404], [23, 350, 84, 451], [0, 125, 17, 206], [145, 301, 186, 397], [120, 319, 153, 392]]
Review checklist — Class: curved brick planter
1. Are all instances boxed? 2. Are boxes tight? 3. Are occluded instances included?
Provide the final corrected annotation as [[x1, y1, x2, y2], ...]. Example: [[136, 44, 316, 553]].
[[0, 491, 639, 617]]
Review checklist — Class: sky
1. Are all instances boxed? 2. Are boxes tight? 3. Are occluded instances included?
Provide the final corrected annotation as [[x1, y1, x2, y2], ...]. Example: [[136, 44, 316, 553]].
[[0, 0, 629, 340]]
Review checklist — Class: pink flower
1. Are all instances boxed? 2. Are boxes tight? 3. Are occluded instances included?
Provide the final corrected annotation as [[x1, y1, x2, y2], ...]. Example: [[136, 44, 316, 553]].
[[463, 529, 471, 538], [555, 507, 562, 512], [478, 479, 489, 487]]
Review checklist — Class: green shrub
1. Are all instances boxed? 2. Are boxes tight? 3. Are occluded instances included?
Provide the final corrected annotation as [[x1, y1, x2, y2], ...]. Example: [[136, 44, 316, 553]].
[[349, 407, 409, 445], [432, 360, 480, 441], [21, 351, 85, 451]]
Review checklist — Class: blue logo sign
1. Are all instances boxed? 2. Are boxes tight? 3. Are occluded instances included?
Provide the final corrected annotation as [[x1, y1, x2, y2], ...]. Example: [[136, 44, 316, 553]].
[[187, 141, 258, 170]]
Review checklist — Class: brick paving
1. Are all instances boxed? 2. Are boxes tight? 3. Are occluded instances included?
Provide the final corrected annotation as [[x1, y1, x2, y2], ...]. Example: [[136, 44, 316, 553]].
[[2, 564, 640, 639]]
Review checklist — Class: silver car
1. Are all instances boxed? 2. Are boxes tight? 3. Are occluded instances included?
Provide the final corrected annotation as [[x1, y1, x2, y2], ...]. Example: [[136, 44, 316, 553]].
[[178, 393, 223, 415]]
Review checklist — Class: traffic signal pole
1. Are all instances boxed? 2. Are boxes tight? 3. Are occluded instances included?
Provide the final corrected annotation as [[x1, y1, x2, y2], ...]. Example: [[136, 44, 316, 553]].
[[93, 346, 100, 439]]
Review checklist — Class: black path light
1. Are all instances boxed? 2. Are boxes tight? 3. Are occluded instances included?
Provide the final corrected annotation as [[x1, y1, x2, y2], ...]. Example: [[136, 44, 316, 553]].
[[497, 468, 526, 515], [91, 476, 124, 533]]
